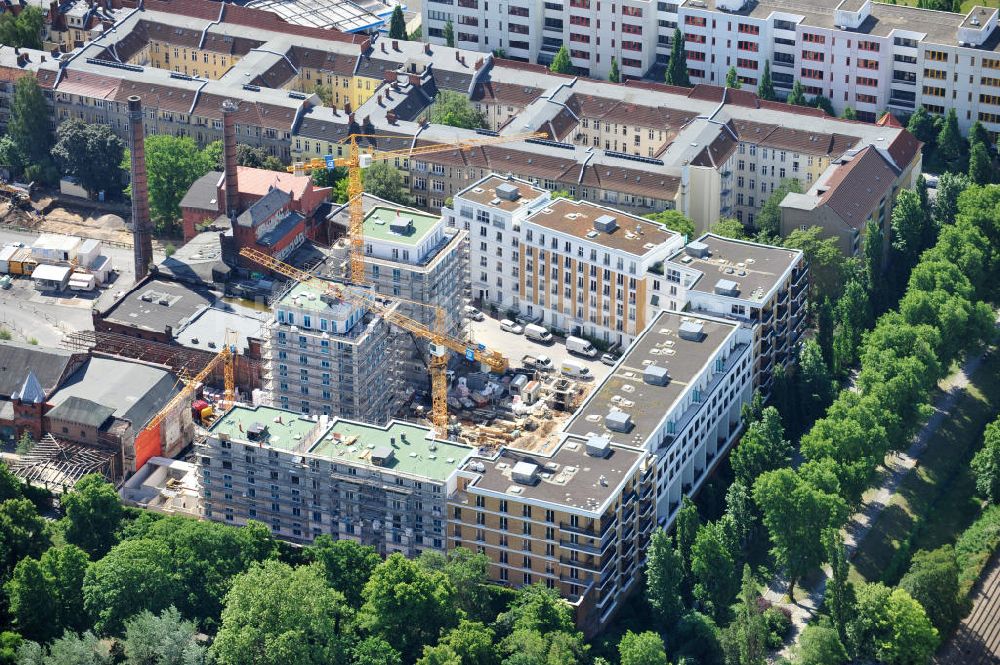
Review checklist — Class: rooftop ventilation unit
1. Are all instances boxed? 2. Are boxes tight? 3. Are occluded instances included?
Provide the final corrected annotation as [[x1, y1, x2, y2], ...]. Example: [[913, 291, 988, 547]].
[[678, 320, 706, 342], [643, 363, 670, 386], [714, 278, 740, 297], [594, 214, 617, 233], [685, 241, 710, 258], [370, 447, 395, 466], [585, 435, 612, 458], [495, 182, 520, 201], [606, 410, 633, 433], [389, 216, 413, 234], [512, 461, 540, 485]]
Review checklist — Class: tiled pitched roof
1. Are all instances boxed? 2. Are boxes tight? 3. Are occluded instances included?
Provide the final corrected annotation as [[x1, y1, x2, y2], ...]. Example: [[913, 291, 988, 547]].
[[886, 131, 922, 171], [115, 79, 198, 114], [730, 119, 860, 156], [691, 122, 738, 168], [55, 69, 121, 99], [288, 46, 356, 76], [580, 164, 681, 200], [818, 147, 898, 229], [193, 93, 298, 131], [470, 81, 543, 106]]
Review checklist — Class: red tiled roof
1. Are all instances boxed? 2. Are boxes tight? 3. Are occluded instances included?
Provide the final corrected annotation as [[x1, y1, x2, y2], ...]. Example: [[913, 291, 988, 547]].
[[691, 122, 739, 168], [55, 69, 122, 99], [886, 130, 922, 171], [0, 64, 36, 84], [818, 147, 898, 229], [621, 79, 695, 97], [877, 112, 904, 128], [492, 58, 575, 78], [757, 99, 829, 117]]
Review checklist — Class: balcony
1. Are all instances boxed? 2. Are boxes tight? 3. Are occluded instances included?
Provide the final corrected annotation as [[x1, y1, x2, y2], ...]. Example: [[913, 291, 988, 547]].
[[761, 308, 774, 324]]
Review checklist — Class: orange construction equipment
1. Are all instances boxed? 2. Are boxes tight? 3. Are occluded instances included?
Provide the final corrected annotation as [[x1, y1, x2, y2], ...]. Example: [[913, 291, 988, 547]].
[[287, 131, 546, 284], [240, 247, 508, 437]]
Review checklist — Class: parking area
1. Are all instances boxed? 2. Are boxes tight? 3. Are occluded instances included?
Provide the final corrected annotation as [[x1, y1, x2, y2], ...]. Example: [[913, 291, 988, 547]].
[[466, 315, 613, 384], [0, 276, 95, 347]]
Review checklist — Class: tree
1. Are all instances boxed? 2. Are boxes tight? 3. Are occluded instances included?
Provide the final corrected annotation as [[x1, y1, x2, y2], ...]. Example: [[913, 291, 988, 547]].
[[798, 339, 835, 424], [832, 278, 871, 373], [811, 95, 835, 116], [137, 135, 218, 233], [645, 209, 695, 238], [755, 179, 801, 238], [724, 480, 757, 550], [608, 57, 620, 83], [122, 607, 206, 665], [726, 565, 767, 665], [690, 520, 739, 621], [665, 29, 690, 87], [936, 108, 965, 167], [50, 120, 126, 197], [933, 172, 969, 226], [352, 637, 402, 665], [83, 539, 176, 635], [0, 498, 49, 582], [710, 217, 747, 239], [841, 107, 857, 121], [787, 81, 807, 106], [822, 530, 855, 645], [211, 561, 352, 665], [360, 553, 460, 661], [757, 61, 775, 101], [496, 585, 588, 665], [796, 624, 848, 665], [675, 496, 700, 583], [731, 407, 792, 488], [0, 6, 44, 49], [0, 632, 21, 665], [907, 106, 938, 145], [443, 20, 454, 47], [781, 226, 847, 303], [969, 141, 993, 186], [306, 535, 379, 607], [417, 548, 492, 622], [8, 76, 53, 177], [645, 529, 684, 627], [617, 631, 666, 665], [900, 546, 962, 635], [753, 468, 847, 596], [673, 611, 725, 665], [363, 161, 412, 205], [388, 5, 407, 40], [725, 66, 741, 89], [61, 474, 123, 558], [5, 545, 88, 643], [890, 189, 932, 271], [418, 620, 497, 665], [550, 45, 573, 74], [848, 584, 938, 665], [430, 90, 487, 129], [0, 135, 23, 177], [972, 418, 1000, 503], [816, 297, 835, 368], [16, 630, 112, 665]]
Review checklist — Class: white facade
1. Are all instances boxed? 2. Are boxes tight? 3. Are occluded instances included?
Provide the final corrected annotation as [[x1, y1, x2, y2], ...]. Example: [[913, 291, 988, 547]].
[[424, 0, 1000, 134]]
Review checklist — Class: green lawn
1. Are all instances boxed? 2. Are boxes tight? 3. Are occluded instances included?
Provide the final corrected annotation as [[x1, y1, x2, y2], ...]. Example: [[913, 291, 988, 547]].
[[848, 350, 1000, 586]]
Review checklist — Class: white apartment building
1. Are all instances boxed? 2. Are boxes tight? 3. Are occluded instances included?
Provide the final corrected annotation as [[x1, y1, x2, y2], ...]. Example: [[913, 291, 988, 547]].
[[448, 175, 685, 346], [562, 309, 753, 519], [424, 0, 1000, 134]]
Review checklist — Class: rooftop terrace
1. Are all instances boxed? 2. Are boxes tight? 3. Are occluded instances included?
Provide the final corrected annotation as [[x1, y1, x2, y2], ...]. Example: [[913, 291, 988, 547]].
[[526, 198, 679, 258], [363, 206, 441, 247], [212, 405, 322, 451]]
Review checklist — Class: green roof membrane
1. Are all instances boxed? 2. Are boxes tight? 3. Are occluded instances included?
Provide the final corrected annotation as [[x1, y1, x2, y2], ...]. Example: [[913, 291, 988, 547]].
[[363, 206, 440, 247]]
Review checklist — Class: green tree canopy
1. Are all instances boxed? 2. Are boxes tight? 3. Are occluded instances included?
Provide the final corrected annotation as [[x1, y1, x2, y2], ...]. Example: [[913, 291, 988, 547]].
[[121, 606, 206, 665], [306, 535, 380, 607], [906, 106, 937, 145], [890, 189, 934, 271], [757, 61, 775, 101], [50, 120, 126, 197], [388, 5, 407, 39], [608, 57, 620, 83], [363, 161, 412, 206], [756, 179, 801, 238], [360, 553, 460, 661], [841, 107, 857, 121], [16, 630, 112, 665], [673, 611, 725, 665], [0, 6, 43, 49], [211, 561, 353, 665], [646, 529, 684, 627], [443, 20, 454, 47], [82, 538, 176, 635], [848, 583, 938, 665], [796, 624, 848, 665], [822, 530, 856, 646], [899, 546, 962, 634], [5, 544, 88, 643], [780, 226, 847, 303], [969, 141, 993, 186], [787, 81, 807, 106], [617, 631, 666, 665], [417, 548, 492, 622], [61, 474, 123, 558], [645, 209, 696, 238], [730, 406, 792, 488], [0, 498, 50, 583], [550, 45, 573, 74], [972, 418, 1000, 503], [666, 29, 690, 87], [725, 67, 741, 89], [8, 76, 53, 178], [811, 95, 835, 116], [933, 172, 969, 226], [936, 108, 965, 168], [135, 135, 219, 233], [430, 90, 487, 129], [417, 620, 497, 665], [710, 217, 748, 239], [690, 520, 739, 621]]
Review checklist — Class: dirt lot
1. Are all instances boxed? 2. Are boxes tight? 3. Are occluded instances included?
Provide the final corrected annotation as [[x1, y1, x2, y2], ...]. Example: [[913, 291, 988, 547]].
[[0, 194, 138, 246]]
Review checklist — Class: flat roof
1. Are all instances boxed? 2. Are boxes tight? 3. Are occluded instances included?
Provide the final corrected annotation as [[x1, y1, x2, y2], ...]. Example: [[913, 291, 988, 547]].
[[363, 206, 441, 247], [100, 278, 216, 332], [212, 405, 472, 481], [33, 233, 80, 252], [468, 437, 645, 511], [526, 198, 679, 258], [31, 264, 72, 281], [311, 421, 473, 482], [668, 234, 801, 303], [172, 306, 267, 353], [276, 280, 357, 318], [564, 311, 742, 447], [457, 175, 548, 213]]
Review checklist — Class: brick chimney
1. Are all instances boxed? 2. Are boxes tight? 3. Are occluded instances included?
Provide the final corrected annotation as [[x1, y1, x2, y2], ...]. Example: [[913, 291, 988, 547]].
[[386, 110, 397, 124], [128, 96, 154, 282], [344, 99, 352, 114], [392, 39, 399, 51], [221, 99, 240, 221], [424, 42, 431, 55]]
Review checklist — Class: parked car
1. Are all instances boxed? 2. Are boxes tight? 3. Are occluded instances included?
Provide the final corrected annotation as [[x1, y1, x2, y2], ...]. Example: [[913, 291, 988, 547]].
[[600, 352, 618, 366], [565, 335, 598, 358], [463, 305, 485, 321], [524, 323, 554, 344], [500, 319, 524, 334]]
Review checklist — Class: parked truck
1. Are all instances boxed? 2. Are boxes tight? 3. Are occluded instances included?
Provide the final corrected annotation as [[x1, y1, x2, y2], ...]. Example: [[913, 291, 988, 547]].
[[565, 336, 598, 358], [522, 354, 554, 371], [524, 323, 553, 344]]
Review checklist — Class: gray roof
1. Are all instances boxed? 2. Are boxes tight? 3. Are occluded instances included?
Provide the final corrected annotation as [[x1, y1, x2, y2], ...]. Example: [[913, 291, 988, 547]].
[[0, 341, 76, 399], [236, 187, 292, 228], [179, 171, 222, 212], [100, 278, 217, 334], [172, 305, 267, 353], [45, 396, 116, 429], [13, 371, 46, 405], [48, 357, 180, 430]]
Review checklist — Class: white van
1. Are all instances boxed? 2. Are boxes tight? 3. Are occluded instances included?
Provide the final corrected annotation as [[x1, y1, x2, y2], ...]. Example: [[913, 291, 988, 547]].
[[524, 323, 554, 344], [565, 336, 598, 358], [560, 360, 591, 379]]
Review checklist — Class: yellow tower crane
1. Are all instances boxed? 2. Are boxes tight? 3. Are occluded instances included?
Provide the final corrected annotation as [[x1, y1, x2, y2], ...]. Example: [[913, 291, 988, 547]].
[[288, 131, 547, 284], [146, 331, 239, 432], [239, 247, 508, 437]]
